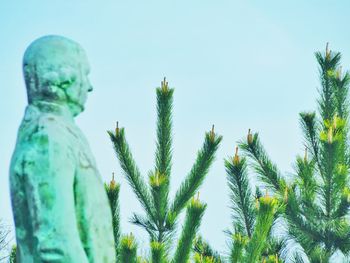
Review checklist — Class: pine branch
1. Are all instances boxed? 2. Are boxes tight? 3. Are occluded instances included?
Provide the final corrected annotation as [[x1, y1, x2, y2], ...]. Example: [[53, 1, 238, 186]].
[[294, 156, 323, 223], [319, 116, 347, 218], [225, 148, 255, 238], [284, 190, 325, 255], [151, 241, 168, 263], [149, 171, 169, 241], [152, 80, 174, 234], [120, 234, 138, 263], [193, 236, 223, 263], [315, 45, 341, 121], [333, 187, 350, 218], [155, 78, 173, 183], [243, 195, 279, 263], [332, 69, 350, 120], [239, 131, 285, 194], [9, 245, 16, 263], [261, 238, 284, 261], [291, 251, 306, 263], [105, 173, 121, 257], [299, 112, 321, 169], [108, 127, 156, 223], [230, 232, 248, 263], [172, 197, 207, 263], [130, 213, 157, 241], [170, 127, 222, 217]]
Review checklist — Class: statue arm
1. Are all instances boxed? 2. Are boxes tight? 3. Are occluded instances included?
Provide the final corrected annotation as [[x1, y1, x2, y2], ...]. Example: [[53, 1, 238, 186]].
[[23, 128, 89, 262]]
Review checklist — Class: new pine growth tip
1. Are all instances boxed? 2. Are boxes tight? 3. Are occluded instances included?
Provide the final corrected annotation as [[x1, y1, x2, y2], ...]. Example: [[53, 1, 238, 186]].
[[115, 121, 120, 136], [247, 129, 253, 145], [209, 125, 215, 142], [161, 77, 169, 92], [326, 42, 331, 61], [110, 172, 116, 189], [233, 146, 240, 165]]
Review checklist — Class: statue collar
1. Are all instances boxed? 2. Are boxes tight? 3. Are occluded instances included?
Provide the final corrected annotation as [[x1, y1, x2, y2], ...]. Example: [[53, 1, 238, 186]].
[[25, 101, 75, 122]]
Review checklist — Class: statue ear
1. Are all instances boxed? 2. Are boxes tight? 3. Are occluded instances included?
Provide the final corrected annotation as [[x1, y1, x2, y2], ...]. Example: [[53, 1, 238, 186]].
[[58, 78, 76, 89], [57, 66, 77, 89]]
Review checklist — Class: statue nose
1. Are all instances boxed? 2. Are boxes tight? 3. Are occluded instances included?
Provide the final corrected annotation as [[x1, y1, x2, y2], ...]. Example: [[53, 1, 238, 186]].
[[88, 85, 93, 92]]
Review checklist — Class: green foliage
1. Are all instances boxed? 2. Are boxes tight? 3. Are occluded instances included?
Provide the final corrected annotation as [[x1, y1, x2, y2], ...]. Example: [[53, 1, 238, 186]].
[[173, 197, 207, 263], [229, 233, 248, 263], [193, 236, 223, 263], [170, 127, 222, 219], [223, 148, 281, 263], [105, 173, 121, 259], [104, 46, 350, 262], [239, 44, 350, 262], [225, 148, 255, 238], [120, 234, 138, 263], [108, 78, 221, 260], [244, 196, 279, 262], [9, 245, 16, 263], [239, 131, 286, 194], [151, 241, 167, 263]]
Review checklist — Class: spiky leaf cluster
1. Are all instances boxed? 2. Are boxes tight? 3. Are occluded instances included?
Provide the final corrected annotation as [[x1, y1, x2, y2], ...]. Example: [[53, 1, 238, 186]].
[[224, 148, 282, 262], [108, 78, 222, 261], [105, 173, 121, 258], [193, 236, 223, 263], [239, 45, 350, 262]]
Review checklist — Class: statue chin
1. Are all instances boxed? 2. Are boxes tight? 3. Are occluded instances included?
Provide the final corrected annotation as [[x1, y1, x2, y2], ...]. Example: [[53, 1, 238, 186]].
[[68, 102, 85, 116]]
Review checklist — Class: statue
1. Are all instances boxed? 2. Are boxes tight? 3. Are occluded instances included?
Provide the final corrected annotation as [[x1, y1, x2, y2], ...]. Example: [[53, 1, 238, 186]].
[[9, 35, 116, 262]]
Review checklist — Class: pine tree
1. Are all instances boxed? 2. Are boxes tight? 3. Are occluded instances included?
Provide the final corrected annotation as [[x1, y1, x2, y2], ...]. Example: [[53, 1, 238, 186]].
[[108, 78, 222, 262], [239, 44, 350, 262]]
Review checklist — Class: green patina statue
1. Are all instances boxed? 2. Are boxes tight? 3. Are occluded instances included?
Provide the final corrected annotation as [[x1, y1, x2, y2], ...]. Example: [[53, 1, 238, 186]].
[[9, 35, 116, 262]]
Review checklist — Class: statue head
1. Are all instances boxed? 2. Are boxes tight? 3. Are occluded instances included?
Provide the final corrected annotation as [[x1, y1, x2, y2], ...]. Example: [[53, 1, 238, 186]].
[[23, 35, 93, 116]]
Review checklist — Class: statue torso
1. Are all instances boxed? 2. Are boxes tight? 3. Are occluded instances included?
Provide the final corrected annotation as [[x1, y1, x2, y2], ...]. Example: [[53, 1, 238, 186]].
[[10, 104, 115, 262]]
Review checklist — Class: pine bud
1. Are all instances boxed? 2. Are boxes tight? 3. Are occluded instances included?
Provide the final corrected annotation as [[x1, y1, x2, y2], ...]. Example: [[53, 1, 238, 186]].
[[209, 125, 215, 142], [161, 77, 169, 92], [115, 121, 120, 136], [247, 128, 253, 144], [150, 171, 166, 187], [110, 172, 116, 189], [326, 42, 331, 61], [233, 146, 240, 165], [304, 147, 308, 163]]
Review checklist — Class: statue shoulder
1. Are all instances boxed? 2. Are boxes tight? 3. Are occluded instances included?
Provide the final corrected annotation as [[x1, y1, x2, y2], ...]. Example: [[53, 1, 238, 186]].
[[12, 111, 76, 162], [10, 114, 77, 177]]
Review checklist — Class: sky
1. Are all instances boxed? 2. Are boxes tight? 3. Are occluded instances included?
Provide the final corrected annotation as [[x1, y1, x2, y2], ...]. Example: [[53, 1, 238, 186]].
[[1, 0, 350, 258]]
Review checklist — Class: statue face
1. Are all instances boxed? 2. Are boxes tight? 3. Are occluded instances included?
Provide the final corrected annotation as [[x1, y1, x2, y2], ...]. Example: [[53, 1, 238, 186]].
[[23, 36, 94, 117], [64, 49, 93, 116]]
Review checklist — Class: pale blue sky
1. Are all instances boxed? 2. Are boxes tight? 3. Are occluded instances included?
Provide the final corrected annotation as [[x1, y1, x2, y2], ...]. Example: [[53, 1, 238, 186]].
[[1, 0, 350, 256]]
